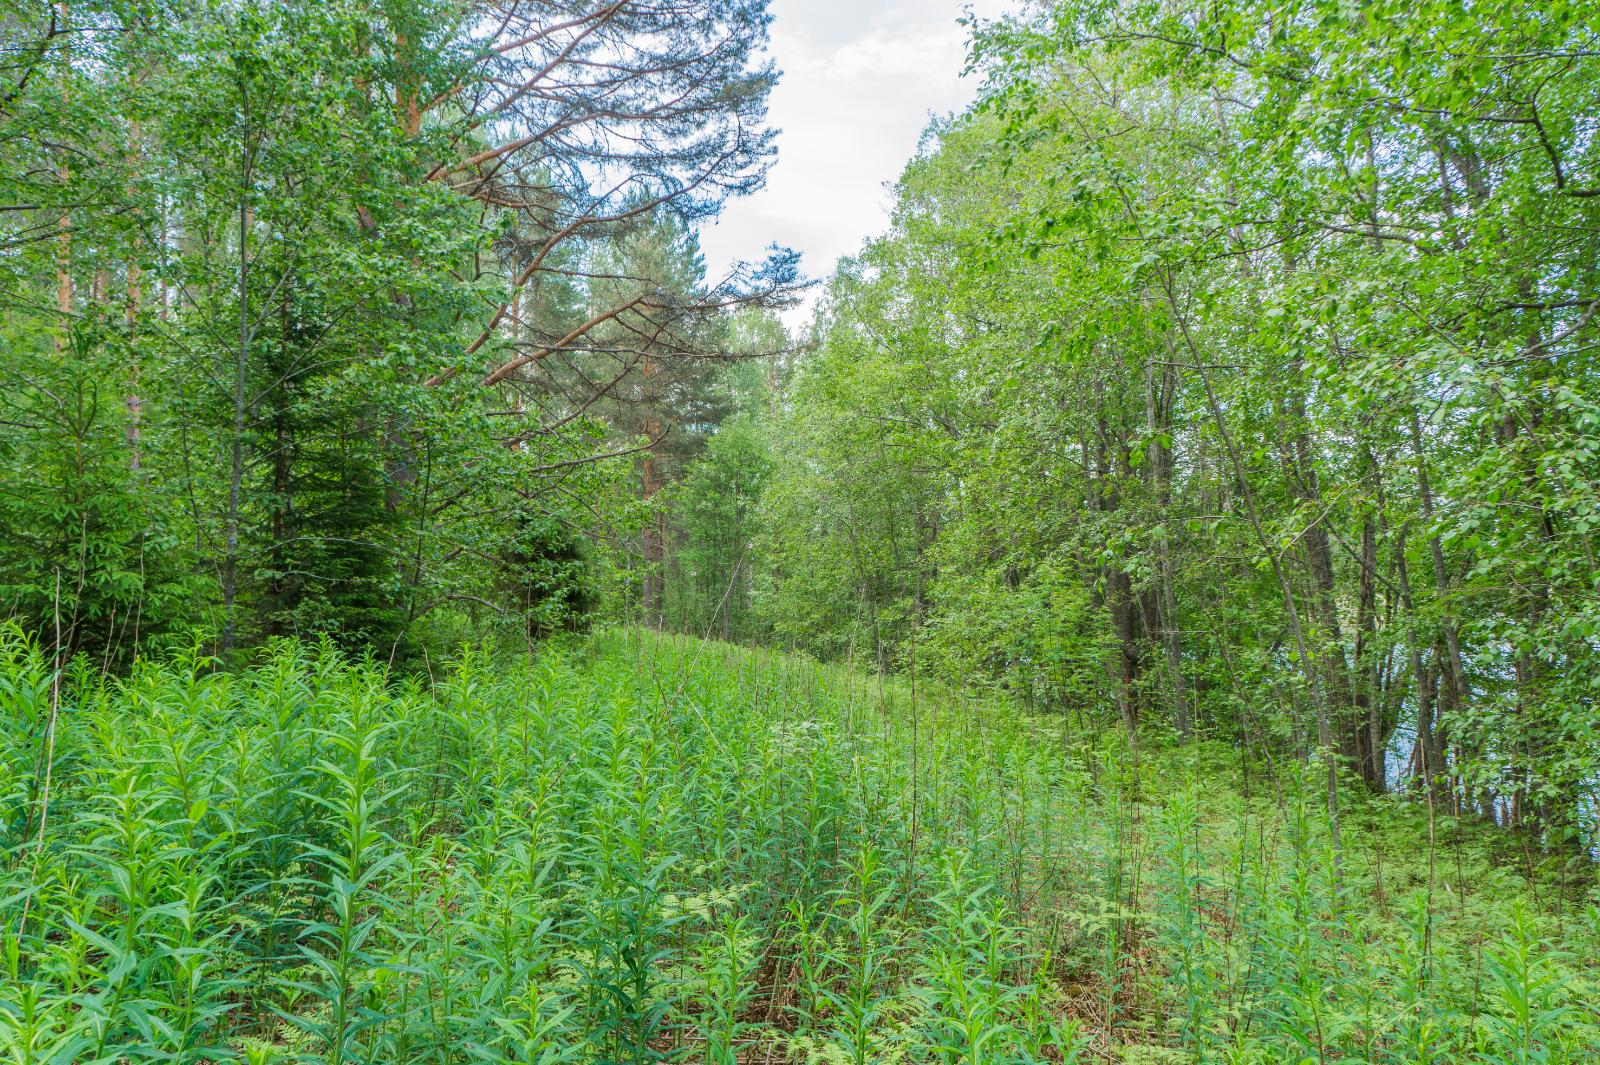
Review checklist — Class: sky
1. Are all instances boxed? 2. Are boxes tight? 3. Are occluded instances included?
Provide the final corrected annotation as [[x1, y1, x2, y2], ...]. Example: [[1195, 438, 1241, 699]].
[[697, 0, 1019, 322]]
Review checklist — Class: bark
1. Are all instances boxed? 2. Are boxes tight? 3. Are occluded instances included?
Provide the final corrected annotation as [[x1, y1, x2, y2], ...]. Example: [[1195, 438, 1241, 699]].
[[125, 278, 142, 470], [1152, 270, 1343, 860], [1287, 365, 1358, 752], [263, 281, 295, 637], [126, 115, 144, 470], [1090, 397, 1143, 750], [1394, 510, 1450, 806], [52, 3, 71, 352], [1145, 355, 1189, 741], [1408, 412, 1468, 697], [394, 32, 422, 138], [221, 95, 252, 653], [639, 352, 665, 625], [1355, 513, 1382, 788]]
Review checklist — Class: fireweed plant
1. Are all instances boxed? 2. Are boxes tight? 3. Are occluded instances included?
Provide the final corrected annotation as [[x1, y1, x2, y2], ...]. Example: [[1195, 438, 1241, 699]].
[[1, 625, 1595, 1062]]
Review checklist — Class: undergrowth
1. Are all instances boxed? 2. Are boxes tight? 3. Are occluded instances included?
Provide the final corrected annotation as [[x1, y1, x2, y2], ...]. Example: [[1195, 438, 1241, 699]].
[[1, 626, 1596, 1062]]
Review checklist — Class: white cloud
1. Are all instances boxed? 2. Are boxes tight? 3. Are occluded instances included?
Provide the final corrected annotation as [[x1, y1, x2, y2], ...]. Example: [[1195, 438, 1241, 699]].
[[697, 0, 1020, 325]]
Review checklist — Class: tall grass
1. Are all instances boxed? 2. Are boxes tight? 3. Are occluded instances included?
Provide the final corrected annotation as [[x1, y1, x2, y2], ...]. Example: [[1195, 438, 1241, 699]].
[[0, 625, 1595, 1062]]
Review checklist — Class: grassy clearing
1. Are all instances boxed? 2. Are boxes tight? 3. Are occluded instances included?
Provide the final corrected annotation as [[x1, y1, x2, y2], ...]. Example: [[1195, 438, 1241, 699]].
[[2, 626, 1596, 1062]]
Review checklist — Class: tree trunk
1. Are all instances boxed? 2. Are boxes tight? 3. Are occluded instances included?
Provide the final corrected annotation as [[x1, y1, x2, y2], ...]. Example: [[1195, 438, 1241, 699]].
[[126, 262, 142, 469], [1091, 399, 1142, 750], [53, 2, 72, 353], [1407, 410, 1469, 782], [640, 353, 665, 626], [1145, 356, 1189, 741], [221, 97, 253, 653], [1287, 369, 1358, 760], [1355, 513, 1382, 789]]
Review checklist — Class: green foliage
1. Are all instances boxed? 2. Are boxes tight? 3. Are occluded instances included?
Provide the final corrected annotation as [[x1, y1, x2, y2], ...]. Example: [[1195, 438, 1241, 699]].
[[0, 327, 204, 662], [665, 412, 773, 640], [3, 627, 1594, 1061], [4, 1, 1600, 1058], [0, 0, 786, 664], [755, 0, 1600, 847], [501, 511, 597, 640]]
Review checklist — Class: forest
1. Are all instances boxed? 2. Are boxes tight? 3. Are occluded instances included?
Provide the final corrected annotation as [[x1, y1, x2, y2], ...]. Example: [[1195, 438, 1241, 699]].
[[2, 0, 1598, 1061]]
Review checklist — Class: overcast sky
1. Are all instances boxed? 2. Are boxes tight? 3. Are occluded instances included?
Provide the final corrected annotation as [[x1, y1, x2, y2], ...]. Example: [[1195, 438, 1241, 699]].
[[698, 0, 1019, 320]]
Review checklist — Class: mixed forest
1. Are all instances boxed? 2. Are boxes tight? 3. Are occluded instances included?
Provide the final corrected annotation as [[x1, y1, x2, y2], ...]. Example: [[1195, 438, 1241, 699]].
[[3, 0, 1599, 1061]]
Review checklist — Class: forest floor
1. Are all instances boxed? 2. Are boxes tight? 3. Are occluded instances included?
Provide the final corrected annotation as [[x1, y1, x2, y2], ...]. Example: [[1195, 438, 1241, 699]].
[[2, 627, 1597, 1062]]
